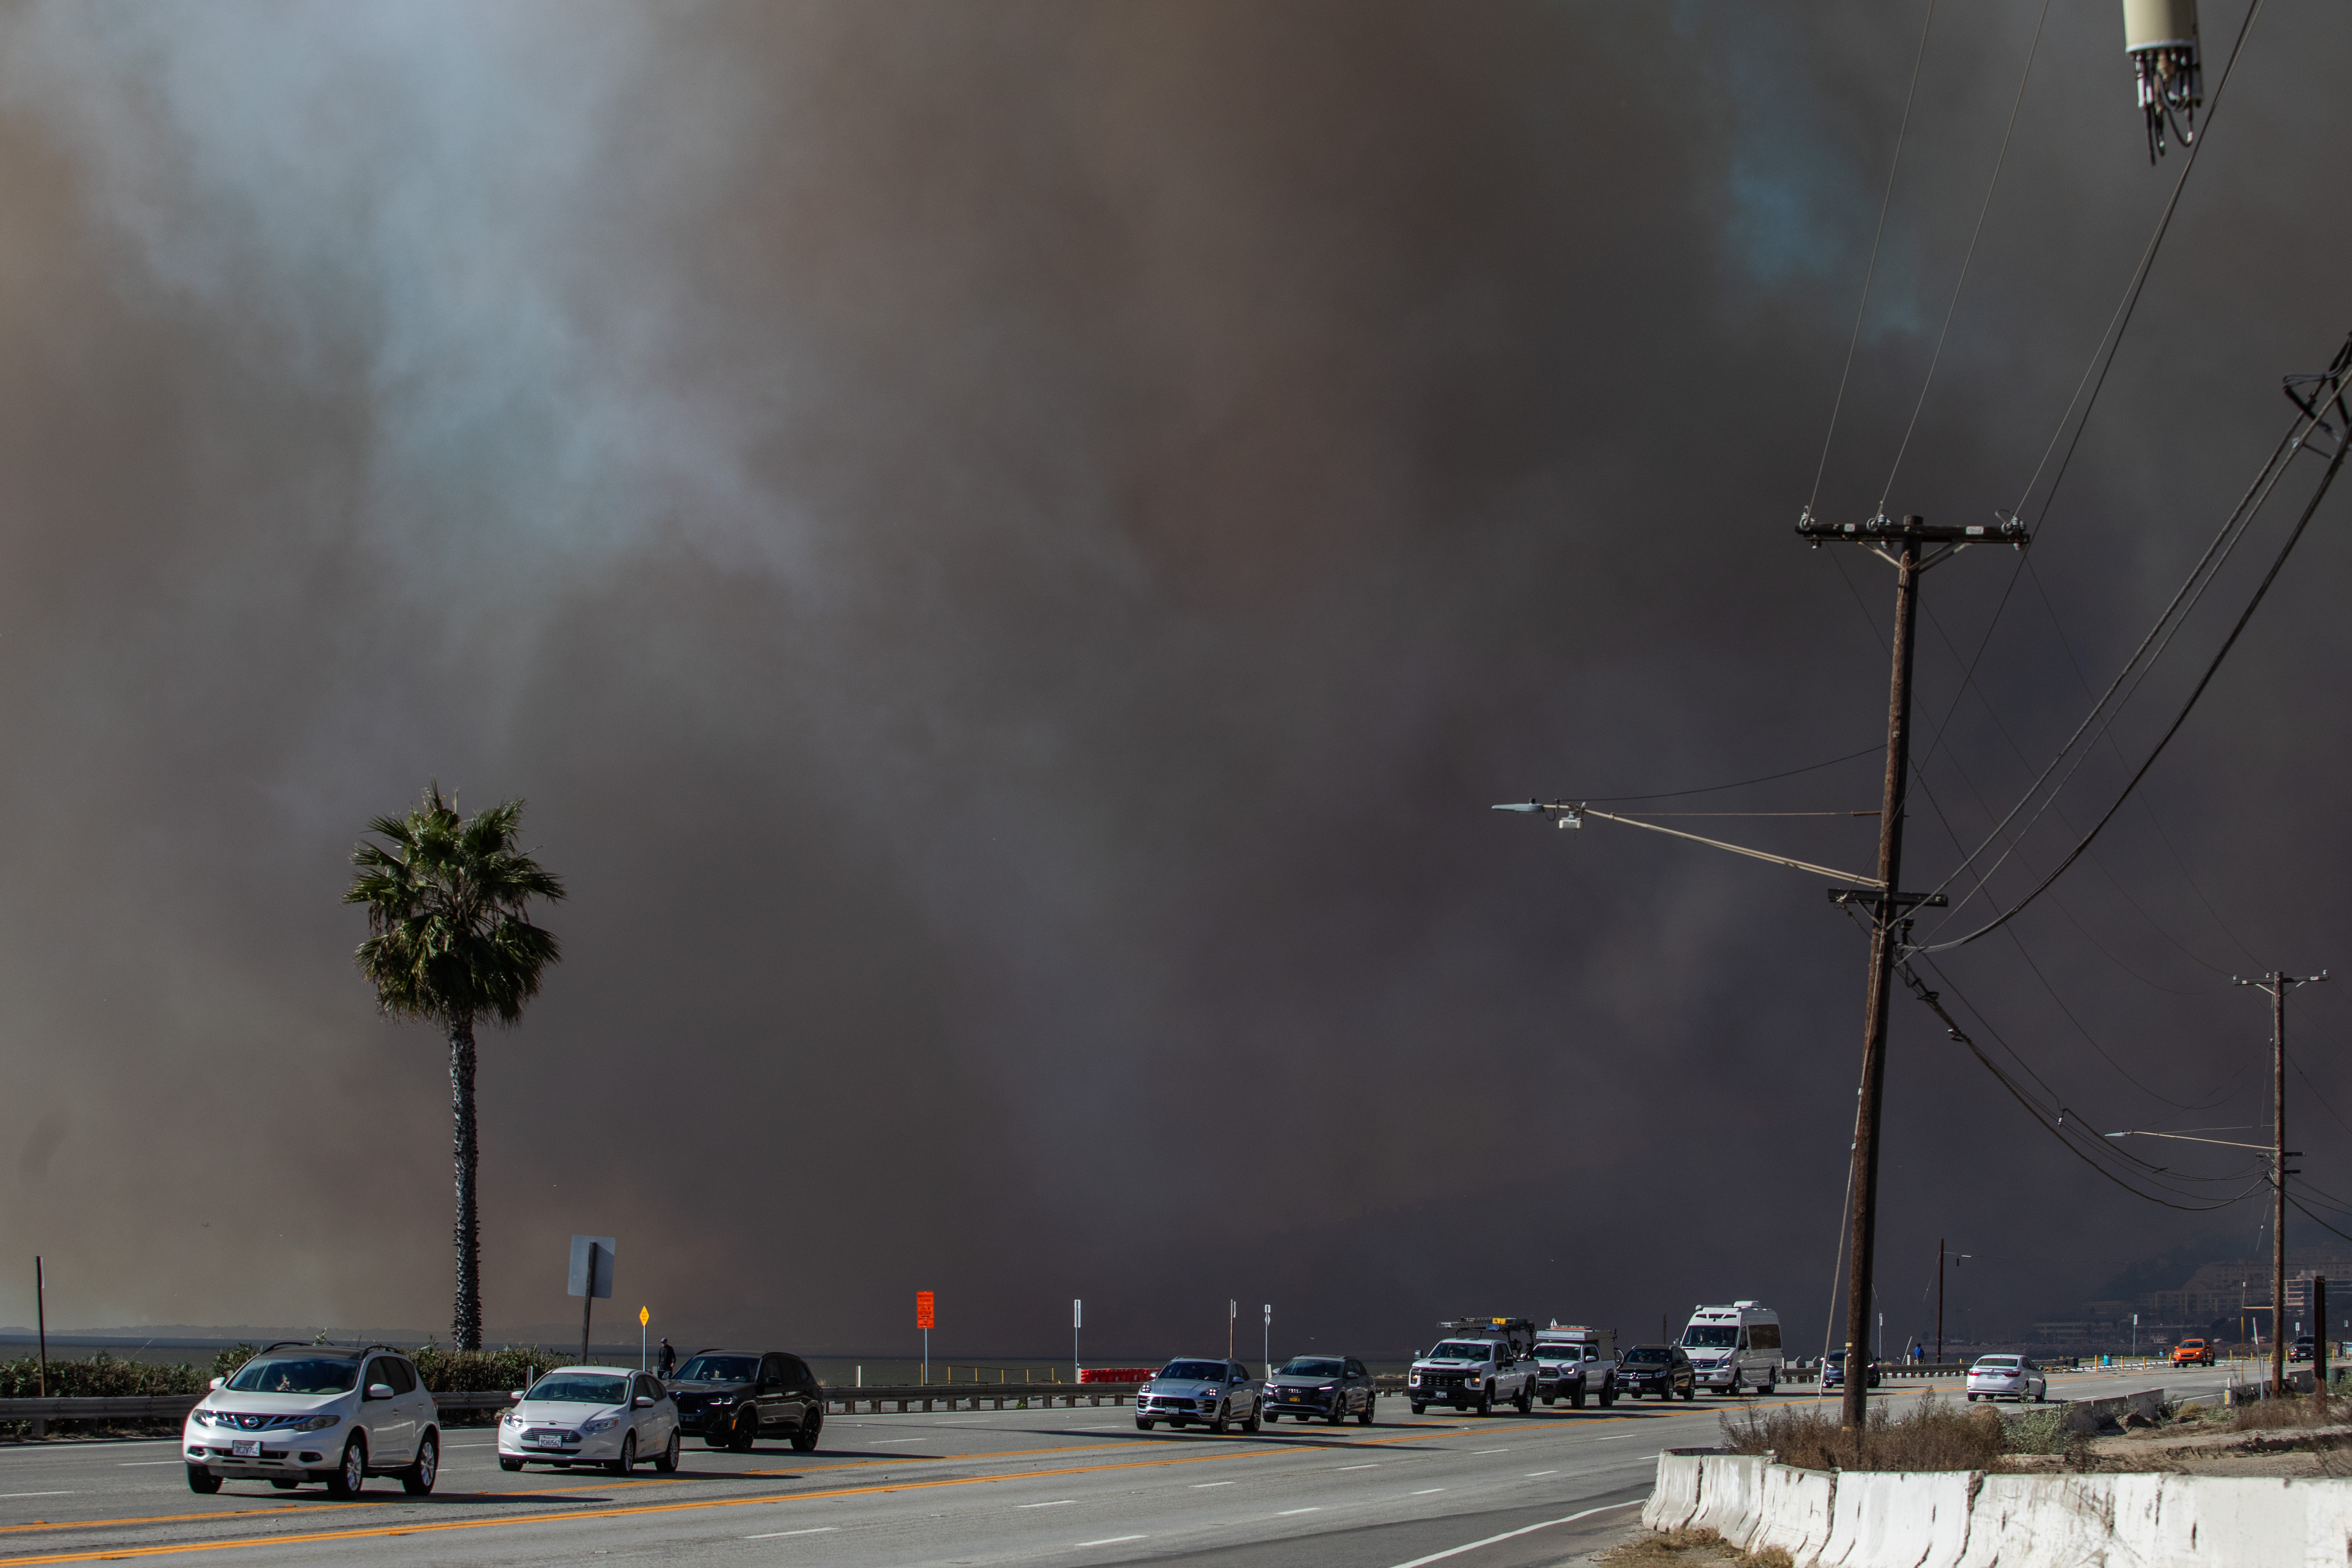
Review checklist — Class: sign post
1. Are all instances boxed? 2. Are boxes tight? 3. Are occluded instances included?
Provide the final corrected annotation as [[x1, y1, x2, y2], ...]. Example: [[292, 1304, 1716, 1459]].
[[916, 1291, 936, 1385], [639, 1305, 650, 1371], [1073, 1299, 1082, 1383], [567, 1236, 616, 1365], [1228, 1299, 1237, 1358], [1263, 1304, 1272, 1379]]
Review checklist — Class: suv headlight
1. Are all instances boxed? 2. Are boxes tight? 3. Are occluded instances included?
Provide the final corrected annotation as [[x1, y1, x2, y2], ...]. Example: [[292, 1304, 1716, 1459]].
[[296, 1413, 340, 1432], [706, 1394, 734, 1406], [583, 1418, 621, 1434]]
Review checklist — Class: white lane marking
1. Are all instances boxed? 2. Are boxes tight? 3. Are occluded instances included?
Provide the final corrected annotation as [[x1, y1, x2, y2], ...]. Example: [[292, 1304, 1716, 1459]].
[[1019, 1500, 1076, 1508], [1079, 1535, 1147, 1546], [1278, 1506, 1321, 1515], [1339, 1463, 1380, 1470], [118, 1461, 181, 1467], [1525, 1470, 1557, 1477], [865, 1438, 923, 1445], [1471, 1448, 1510, 1455], [0, 1492, 75, 1498], [1382, 1499, 1644, 1568], [745, 1527, 839, 1539], [1410, 1488, 1445, 1495], [1192, 1482, 1233, 1488]]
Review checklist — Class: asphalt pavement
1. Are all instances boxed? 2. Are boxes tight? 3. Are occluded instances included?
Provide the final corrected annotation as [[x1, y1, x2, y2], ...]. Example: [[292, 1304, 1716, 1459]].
[[0, 1365, 2242, 1567]]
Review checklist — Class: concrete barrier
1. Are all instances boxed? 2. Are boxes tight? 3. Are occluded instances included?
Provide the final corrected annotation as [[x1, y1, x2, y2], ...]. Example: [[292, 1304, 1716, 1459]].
[[1687, 1453, 1769, 1540], [1747, 1460, 1837, 1563], [1645, 1450, 2352, 1566], [1642, 1450, 1706, 1532]]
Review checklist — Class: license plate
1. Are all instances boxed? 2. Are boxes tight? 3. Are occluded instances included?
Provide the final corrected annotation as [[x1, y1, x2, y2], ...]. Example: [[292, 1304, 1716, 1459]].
[[530, 1434, 563, 1447], [232, 1439, 260, 1457]]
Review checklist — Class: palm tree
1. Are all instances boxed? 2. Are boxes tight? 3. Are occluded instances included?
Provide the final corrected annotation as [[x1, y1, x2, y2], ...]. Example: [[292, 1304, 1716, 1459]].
[[347, 785, 565, 1351]]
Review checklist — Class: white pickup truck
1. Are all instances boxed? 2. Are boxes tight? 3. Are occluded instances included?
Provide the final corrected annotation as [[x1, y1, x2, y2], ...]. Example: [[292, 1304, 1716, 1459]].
[[1408, 1318, 1539, 1417], [1534, 1325, 1617, 1408]]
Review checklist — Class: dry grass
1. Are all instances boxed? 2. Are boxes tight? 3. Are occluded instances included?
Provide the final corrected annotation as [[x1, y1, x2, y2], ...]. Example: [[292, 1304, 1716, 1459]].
[[1596, 1526, 1793, 1567], [1719, 1393, 2025, 1472], [2232, 1391, 2344, 1432]]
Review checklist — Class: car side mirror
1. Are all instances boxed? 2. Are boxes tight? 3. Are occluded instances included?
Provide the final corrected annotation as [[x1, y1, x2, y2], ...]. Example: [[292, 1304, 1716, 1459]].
[[509, 1389, 525, 1402], [633, 1395, 654, 1409], [209, 1377, 226, 1391], [366, 1383, 395, 1400]]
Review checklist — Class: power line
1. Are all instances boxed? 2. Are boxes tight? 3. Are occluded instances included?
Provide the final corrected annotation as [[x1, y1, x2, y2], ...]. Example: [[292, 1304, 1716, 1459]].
[[1576, 745, 1883, 803], [1804, 0, 1938, 520], [1877, 0, 2053, 511], [1915, 344, 2352, 953]]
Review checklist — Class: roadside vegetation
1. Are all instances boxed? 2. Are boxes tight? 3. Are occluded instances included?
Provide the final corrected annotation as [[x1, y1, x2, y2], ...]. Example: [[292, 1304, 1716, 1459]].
[[1599, 1525, 1793, 1568], [1720, 1394, 2058, 1472]]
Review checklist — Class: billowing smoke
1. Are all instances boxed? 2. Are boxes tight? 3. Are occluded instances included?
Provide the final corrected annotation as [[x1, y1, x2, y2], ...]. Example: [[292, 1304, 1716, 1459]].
[[0, 0, 2345, 1361]]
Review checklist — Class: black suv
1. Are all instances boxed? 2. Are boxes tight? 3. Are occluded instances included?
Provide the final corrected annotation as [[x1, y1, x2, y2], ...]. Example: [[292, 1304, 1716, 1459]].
[[1262, 1356, 1376, 1425], [1618, 1344, 1696, 1401], [666, 1350, 824, 1452]]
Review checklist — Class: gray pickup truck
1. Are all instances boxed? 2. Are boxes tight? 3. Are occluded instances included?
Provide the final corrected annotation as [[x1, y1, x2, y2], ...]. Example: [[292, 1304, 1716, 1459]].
[[1533, 1325, 1617, 1408]]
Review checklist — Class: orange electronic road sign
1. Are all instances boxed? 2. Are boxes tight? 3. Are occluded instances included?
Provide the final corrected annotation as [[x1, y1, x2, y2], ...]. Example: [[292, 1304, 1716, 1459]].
[[916, 1291, 936, 1330]]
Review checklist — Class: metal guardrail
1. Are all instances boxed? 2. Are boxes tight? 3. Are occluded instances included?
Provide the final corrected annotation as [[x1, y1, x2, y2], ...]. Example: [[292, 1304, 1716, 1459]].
[[0, 1395, 202, 1422]]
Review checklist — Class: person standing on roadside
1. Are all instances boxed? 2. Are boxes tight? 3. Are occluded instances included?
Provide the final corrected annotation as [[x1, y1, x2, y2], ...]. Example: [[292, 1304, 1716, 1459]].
[[658, 1337, 677, 1379]]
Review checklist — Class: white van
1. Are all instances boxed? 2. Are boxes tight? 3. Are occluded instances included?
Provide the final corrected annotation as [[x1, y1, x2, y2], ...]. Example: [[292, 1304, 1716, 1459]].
[[1680, 1302, 1784, 1395]]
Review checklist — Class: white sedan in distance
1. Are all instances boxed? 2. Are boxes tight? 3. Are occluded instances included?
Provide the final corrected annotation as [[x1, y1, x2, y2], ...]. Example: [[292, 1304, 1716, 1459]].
[[1965, 1355, 2047, 1403]]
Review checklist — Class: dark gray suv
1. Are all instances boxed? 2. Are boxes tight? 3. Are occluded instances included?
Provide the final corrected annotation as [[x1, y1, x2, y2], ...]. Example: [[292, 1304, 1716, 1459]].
[[1262, 1356, 1376, 1424]]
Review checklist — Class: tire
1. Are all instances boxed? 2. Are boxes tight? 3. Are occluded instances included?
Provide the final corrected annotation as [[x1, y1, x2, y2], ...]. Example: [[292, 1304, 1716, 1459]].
[[1478, 1387, 1494, 1417], [1210, 1402, 1229, 1435], [790, 1413, 821, 1454], [1571, 1387, 1586, 1410], [1678, 1383, 1695, 1402], [1264, 1410, 1279, 1423], [1600, 1386, 1615, 1408], [1244, 1399, 1262, 1434], [1325, 1396, 1345, 1427], [402, 1430, 439, 1496], [728, 1410, 757, 1453], [1516, 1383, 1534, 1415], [500, 1456, 525, 1472], [656, 1427, 683, 1470], [706, 1432, 731, 1449], [187, 1464, 221, 1495], [1410, 1402, 1425, 1415], [1762, 1381, 1776, 1397], [1136, 1418, 1155, 1431], [1358, 1395, 1374, 1427], [608, 1432, 637, 1477], [325, 1436, 367, 1499]]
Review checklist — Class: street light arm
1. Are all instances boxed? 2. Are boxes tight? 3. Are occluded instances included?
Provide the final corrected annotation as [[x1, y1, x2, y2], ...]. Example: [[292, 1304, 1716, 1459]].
[[1493, 801, 1885, 887]]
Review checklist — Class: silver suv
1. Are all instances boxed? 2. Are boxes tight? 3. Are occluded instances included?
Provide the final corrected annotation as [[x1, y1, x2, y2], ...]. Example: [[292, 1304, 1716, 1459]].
[[1134, 1358, 1262, 1433], [184, 1344, 440, 1497]]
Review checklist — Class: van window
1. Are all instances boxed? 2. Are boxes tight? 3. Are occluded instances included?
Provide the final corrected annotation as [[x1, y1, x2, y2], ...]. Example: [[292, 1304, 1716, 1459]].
[[1749, 1324, 1782, 1351]]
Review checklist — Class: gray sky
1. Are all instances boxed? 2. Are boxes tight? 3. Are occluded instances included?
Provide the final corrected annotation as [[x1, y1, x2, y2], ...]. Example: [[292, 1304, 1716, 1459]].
[[2, 0, 2348, 1362]]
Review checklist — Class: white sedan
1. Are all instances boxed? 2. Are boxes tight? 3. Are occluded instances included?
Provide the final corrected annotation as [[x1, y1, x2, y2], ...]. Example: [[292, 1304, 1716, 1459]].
[[1965, 1355, 2047, 1403], [499, 1367, 680, 1473]]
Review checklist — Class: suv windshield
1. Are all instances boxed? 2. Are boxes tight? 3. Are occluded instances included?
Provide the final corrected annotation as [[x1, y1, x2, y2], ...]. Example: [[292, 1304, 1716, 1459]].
[[1428, 1342, 1494, 1360], [1161, 1361, 1229, 1382], [526, 1374, 630, 1405], [1279, 1358, 1345, 1378], [1624, 1347, 1671, 1365], [225, 1355, 362, 1395], [1682, 1327, 1740, 1349], [675, 1356, 761, 1383]]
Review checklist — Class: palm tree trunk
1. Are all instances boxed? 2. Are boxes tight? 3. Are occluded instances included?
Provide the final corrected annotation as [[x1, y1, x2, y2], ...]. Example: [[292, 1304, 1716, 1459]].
[[449, 1013, 482, 1352]]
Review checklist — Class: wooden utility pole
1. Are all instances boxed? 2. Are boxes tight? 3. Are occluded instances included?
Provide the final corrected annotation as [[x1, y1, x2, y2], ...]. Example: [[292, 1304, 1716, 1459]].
[[1798, 511, 2024, 1430], [1935, 1239, 1945, 1368], [2234, 969, 2325, 1398]]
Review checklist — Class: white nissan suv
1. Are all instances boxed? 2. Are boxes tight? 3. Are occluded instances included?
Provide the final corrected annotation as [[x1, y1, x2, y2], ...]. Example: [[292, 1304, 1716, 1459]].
[[185, 1344, 440, 1497]]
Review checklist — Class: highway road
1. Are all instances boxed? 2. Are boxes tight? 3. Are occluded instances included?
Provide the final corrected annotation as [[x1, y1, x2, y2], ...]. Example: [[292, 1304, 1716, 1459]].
[[0, 1366, 2239, 1567]]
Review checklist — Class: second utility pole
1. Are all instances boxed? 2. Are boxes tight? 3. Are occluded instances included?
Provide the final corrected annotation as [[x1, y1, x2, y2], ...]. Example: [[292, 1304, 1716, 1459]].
[[2235, 968, 2326, 1397], [1799, 510, 2025, 1430]]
